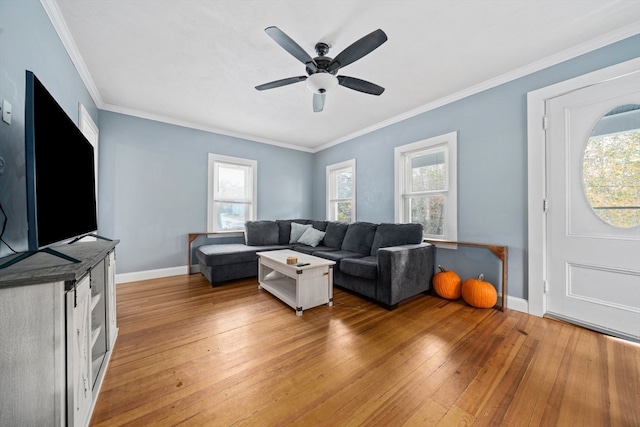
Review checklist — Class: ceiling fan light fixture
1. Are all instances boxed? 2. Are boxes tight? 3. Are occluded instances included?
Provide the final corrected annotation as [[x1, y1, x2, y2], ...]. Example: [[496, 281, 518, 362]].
[[306, 73, 338, 94]]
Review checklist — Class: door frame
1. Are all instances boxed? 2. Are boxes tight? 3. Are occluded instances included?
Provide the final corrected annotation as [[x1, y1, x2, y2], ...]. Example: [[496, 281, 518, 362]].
[[526, 57, 640, 317]]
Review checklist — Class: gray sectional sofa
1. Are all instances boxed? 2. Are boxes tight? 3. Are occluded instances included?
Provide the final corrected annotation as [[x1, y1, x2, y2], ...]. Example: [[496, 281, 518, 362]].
[[196, 219, 435, 310]]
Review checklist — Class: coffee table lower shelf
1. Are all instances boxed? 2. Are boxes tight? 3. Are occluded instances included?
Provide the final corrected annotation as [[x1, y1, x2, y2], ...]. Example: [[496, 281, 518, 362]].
[[257, 252, 334, 316]]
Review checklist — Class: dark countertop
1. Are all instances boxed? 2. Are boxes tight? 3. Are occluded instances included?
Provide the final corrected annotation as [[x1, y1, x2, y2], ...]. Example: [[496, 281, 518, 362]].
[[0, 240, 119, 289]]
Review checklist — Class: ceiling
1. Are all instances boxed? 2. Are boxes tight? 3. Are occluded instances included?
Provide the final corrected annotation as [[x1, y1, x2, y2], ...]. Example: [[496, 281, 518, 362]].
[[50, 1, 640, 151]]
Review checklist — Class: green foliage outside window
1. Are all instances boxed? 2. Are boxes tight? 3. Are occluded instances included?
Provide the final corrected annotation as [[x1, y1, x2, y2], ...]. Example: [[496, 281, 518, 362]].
[[410, 155, 445, 236], [583, 130, 640, 228]]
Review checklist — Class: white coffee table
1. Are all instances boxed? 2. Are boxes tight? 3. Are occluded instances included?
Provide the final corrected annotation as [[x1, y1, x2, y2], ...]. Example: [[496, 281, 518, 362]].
[[257, 249, 335, 316]]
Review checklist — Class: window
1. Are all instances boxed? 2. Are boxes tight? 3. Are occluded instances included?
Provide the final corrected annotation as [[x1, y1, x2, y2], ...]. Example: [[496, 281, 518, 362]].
[[208, 154, 257, 232], [326, 159, 356, 222], [395, 132, 457, 240], [582, 104, 640, 228]]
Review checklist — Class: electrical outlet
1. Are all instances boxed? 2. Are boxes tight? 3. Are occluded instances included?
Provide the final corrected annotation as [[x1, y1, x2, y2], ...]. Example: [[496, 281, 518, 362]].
[[1, 99, 11, 124]]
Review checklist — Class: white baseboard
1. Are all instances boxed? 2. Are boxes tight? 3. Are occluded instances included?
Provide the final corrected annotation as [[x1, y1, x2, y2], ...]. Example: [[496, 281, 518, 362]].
[[494, 293, 528, 314], [116, 265, 188, 284], [505, 295, 529, 313], [116, 267, 530, 314]]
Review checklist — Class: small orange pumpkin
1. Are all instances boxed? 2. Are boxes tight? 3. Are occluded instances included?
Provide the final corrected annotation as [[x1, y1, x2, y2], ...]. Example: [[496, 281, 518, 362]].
[[433, 265, 462, 300], [461, 274, 497, 308]]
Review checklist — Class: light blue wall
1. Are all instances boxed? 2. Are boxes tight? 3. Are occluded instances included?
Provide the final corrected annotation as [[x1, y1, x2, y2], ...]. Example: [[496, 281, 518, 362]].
[[98, 112, 313, 273], [0, 1, 313, 272], [2, 1, 638, 300], [0, 0, 99, 258], [312, 35, 640, 300]]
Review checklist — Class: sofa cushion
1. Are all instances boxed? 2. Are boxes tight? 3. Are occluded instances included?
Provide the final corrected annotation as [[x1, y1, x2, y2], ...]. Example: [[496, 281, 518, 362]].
[[276, 219, 309, 245], [196, 243, 283, 266], [297, 227, 326, 247], [293, 245, 339, 255], [312, 250, 364, 265], [323, 222, 349, 249], [290, 222, 312, 243], [341, 222, 377, 256], [309, 220, 328, 231], [370, 223, 424, 255], [245, 221, 280, 246], [340, 256, 378, 280]]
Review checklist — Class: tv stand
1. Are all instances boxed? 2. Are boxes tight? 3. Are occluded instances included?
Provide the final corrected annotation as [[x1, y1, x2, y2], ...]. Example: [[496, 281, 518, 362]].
[[0, 234, 115, 269], [0, 240, 119, 427], [0, 247, 81, 269]]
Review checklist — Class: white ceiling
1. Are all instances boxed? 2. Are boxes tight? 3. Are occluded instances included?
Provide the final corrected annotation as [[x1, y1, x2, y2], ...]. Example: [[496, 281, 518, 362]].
[[50, 1, 640, 152]]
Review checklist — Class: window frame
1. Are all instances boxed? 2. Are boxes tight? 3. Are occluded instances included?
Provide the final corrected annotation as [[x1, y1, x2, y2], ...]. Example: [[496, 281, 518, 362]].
[[326, 159, 356, 222], [207, 153, 257, 232], [394, 132, 457, 241]]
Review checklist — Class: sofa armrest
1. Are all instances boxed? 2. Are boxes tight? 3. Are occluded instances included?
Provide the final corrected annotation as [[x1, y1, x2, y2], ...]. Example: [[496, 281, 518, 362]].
[[376, 243, 435, 306]]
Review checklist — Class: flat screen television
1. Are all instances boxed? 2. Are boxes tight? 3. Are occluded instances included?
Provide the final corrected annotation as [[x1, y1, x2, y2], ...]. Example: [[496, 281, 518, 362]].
[[24, 70, 98, 251]]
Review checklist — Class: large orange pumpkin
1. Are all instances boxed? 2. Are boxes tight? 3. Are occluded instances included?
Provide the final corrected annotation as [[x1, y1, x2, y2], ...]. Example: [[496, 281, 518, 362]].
[[461, 274, 497, 308], [433, 265, 462, 300]]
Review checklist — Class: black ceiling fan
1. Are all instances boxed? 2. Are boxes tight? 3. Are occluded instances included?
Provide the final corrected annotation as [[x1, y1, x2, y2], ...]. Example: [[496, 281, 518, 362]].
[[255, 26, 388, 112]]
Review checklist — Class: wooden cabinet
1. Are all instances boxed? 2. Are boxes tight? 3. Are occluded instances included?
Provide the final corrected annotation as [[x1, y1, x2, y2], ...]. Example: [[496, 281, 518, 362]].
[[0, 240, 119, 427]]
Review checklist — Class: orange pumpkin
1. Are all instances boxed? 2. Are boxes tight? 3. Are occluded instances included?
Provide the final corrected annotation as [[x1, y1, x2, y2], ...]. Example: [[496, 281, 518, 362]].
[[433, 265, 462, 300], [461, 274, 497, 308]]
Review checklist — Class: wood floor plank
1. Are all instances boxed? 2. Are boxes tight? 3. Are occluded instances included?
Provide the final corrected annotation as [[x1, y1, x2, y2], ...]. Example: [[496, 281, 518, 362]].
[[607, 337, 640, 427], [499, 316, 568, 427], [90, 275, 640, 426], [451, 317, 529, 419], [402, 398, 448, 426]]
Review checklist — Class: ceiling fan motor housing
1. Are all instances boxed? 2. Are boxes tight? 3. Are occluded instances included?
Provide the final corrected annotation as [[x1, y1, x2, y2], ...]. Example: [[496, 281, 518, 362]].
[[306, 57, 335, 76], [305, 50, 338, 94]]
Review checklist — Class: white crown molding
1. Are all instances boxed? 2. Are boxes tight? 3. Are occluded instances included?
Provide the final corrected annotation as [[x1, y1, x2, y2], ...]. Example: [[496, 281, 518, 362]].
[[40, 0, 104, 108], [44, 0, 639, 153], [99, 103, 315, 153], [314, 22, 640, 153]]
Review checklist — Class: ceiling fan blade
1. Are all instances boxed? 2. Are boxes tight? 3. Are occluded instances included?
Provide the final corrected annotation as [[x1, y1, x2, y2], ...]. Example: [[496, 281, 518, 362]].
[[313, 93, 325, 112], [328, 29, 387, 73], [265, 26, 318, 73], [337, 76, 385, 95], [255, 76, 307, 91]]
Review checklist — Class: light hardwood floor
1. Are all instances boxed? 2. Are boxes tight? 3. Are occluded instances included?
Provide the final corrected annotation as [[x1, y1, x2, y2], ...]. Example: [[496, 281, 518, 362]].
[[90, 274, 639, 426]]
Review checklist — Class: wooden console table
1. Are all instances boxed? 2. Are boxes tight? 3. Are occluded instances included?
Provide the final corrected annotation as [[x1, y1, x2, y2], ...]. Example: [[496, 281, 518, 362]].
[[187, 231, 244, 274], [423, 239, 508, 311], [188, 232, 210, 274]]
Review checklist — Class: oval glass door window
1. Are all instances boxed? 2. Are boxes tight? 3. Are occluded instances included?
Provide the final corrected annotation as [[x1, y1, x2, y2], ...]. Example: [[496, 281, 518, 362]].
[[583, 104, 640, 228]]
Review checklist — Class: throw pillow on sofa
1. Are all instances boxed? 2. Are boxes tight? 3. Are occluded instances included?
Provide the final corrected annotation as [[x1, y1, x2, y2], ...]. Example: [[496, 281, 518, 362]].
[[276, 219, 309, 245], [290, 222, 312, 243], [297, 227, 326, 247], [245, 220, 280, 246]]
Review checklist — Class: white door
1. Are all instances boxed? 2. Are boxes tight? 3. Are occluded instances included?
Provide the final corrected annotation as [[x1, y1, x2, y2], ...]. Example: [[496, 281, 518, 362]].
[[78, 103, 99, 214], [545, 71, 640, 342]]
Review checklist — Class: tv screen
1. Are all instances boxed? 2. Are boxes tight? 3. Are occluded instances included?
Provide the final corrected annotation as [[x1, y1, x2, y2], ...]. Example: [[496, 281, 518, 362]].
[[25, 71, 98, 250]]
